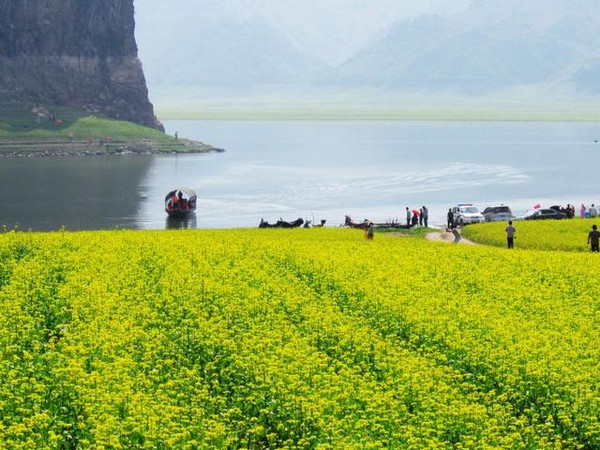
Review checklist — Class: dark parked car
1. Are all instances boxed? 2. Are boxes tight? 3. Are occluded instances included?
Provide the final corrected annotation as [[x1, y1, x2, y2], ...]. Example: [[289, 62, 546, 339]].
[[522, 209, 567, 220]]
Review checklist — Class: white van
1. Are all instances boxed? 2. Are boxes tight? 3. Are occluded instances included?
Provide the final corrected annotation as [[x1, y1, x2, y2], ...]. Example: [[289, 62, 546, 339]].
[[452, 203, 485, 225]]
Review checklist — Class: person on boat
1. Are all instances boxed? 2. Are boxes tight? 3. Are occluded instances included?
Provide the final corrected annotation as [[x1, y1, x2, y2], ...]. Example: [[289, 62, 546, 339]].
[[166, 198, 174, 211]]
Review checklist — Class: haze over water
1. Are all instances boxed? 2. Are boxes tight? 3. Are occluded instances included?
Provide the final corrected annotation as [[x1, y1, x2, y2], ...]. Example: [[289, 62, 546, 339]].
[[1, 120, 596, 231]]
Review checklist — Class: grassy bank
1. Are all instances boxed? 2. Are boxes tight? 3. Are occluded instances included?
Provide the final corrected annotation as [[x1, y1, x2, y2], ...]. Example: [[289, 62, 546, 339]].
[[0, 105, 220, 156], [1, 226, 599, 447]]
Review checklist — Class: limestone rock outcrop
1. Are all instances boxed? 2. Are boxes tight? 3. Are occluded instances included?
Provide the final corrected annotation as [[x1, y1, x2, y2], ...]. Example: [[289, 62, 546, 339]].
[[0, 0, 163, 131]]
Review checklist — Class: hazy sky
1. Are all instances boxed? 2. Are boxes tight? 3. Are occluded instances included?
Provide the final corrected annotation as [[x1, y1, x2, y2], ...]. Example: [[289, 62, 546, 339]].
[[134, 0, 599, 100], [135, 0, 472, 64]]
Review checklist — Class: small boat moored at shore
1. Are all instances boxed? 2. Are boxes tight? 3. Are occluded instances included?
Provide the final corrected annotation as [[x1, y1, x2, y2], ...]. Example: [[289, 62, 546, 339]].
[[259, 217, 304, 228], [165, 187, 197, 218]]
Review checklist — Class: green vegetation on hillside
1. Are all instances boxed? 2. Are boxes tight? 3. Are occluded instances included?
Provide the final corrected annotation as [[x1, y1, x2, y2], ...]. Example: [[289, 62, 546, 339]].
[[0, 105, 218, 156]]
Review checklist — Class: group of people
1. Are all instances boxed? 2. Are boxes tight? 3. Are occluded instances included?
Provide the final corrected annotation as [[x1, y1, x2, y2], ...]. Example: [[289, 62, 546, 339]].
[[405, 206, 429, 227], [575, 203, 598, 219], [166, 190, 195, 212], [363, 203, 600, 252], [551, 203, 598, 219]]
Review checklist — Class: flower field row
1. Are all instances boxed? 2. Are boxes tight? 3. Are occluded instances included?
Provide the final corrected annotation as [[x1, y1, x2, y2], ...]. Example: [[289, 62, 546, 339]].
[[462, 218, 599, 251], [1, 227, 599, 448]]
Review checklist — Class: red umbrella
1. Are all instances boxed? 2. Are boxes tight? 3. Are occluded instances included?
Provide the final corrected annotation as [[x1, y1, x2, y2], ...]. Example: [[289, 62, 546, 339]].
[[411, 209, 420, 216]]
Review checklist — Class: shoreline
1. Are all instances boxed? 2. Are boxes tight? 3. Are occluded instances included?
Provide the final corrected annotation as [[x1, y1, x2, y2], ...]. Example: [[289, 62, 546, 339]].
[[0, 137, 224, 158], [0, 107, 224, 157]]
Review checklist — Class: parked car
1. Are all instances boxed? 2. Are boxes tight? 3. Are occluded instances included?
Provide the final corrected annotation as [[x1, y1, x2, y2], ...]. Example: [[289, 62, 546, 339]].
[[522, 209, 567, 220], [482, 205, 514, 222], [452, 203, 485, 225]]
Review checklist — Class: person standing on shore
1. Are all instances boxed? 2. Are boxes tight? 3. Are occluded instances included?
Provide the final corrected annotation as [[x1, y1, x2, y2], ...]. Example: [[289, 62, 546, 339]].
[[588, 225, 600, 252], [506, 220, 516, 249], [580, 204, 586, 219], [447, 208, 454, 228], [422, 206, 429, 227], [590, 204, 598, 218], [411, 211, 419, 227], [406, 207, 411, 227]]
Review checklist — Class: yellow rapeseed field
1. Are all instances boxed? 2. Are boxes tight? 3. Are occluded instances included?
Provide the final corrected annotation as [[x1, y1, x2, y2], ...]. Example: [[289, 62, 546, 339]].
[[1, 227, 599, 448], [462, 218, 599, 251]]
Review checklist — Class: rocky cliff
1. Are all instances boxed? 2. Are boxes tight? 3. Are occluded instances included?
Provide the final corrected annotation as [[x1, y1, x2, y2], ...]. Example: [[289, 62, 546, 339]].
[[0, 0, 163, 131]]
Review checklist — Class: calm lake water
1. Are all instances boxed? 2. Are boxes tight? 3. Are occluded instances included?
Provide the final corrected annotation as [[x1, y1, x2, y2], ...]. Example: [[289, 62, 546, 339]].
[[0, 120, 597, 231]]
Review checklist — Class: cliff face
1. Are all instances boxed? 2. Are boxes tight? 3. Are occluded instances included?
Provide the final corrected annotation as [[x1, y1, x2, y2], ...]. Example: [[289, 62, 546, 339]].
[[0, 0, 163, 130]]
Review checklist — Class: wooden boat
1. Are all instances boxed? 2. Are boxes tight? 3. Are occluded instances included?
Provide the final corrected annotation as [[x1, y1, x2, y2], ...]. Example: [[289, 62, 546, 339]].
[[344, 215, 369, 230], [259, 217, 304, 228], [165, 188, 197, 218], [344, 215, 414, 230]]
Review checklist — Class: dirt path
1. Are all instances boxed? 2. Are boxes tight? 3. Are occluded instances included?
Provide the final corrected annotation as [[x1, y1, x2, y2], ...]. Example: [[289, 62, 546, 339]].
[[425, 228, 478, 245]]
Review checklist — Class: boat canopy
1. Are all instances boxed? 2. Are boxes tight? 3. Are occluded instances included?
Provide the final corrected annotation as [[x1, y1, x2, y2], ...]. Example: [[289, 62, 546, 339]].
[[165, 187, 196, 202]]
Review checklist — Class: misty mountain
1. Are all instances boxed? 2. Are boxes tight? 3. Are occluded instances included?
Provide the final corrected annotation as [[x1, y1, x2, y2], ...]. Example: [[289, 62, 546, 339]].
[[134, 0, 600, 100], [327, 7, 600, 94]]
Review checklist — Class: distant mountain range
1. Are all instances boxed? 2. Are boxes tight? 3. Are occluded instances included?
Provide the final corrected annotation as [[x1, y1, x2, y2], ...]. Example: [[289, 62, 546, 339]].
[[135, 0, 600, 101], [328, 9, 600, 95]]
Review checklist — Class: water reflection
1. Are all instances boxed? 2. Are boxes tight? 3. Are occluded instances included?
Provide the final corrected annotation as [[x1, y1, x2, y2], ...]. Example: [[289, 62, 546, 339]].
[[0, 156, 153, 231], [165, 214, 197, 230]]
